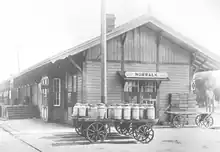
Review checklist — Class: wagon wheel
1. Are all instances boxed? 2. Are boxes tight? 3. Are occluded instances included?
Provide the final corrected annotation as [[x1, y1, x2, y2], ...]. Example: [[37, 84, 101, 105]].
[[86, 122, 108, 143], [105, 124, 111, 136], [132, 124, 142, 140], [195, 114, 203, 127], [120, 123, 131, 136], [172, 115, 185, 128], [74, 121, 83, 136], [132, 128, 139, 140], [135, 125, 154, 144], [114, 122, 122, 134], [128, 124, 135, 135], [203, 116, 214, 128]]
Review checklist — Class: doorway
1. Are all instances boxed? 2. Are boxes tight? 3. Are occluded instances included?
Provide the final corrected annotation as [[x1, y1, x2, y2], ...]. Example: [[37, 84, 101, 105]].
[[65, 73, 77, 124]]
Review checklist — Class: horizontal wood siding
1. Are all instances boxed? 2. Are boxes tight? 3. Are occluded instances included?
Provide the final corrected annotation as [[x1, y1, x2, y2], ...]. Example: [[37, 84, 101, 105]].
[[85, 61, 122, 104], [85, 61, 101, 103], [86, 26, 157, 63], [85, 61, 157, 104], [107, 63, 122, 104], [159, 37, 190, 64], [159, 64, 190, 111]]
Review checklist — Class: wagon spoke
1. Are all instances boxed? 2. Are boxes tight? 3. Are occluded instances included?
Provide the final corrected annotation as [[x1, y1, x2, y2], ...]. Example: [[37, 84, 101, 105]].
[[96, 123, 99, 131], [95, 135, 98, 142], [88, 129, 95, 133], [88, 131, 95, 135], [91, 124, 96, 130], [92, 135, 96, 141], [98, 125, 104, 131]]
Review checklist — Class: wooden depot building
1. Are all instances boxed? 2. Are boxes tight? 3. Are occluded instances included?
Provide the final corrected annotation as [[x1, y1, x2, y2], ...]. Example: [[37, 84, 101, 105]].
[[1, 14, 220, 124]]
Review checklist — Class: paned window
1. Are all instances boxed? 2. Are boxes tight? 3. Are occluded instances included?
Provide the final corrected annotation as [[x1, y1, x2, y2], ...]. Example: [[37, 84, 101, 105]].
[[53, 78, 61, 106]]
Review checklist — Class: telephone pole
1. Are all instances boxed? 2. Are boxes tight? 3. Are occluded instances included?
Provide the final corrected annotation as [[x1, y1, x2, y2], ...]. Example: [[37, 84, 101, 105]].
[[100, 0, 107, 104], [17, 50, 20, 73]]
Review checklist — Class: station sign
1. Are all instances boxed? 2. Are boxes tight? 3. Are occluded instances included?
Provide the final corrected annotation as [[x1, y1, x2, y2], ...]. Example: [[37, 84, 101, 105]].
[[125, 72, 168, 79]]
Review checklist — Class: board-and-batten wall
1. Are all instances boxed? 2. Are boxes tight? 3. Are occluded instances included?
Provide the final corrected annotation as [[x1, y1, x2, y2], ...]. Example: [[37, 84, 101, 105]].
[[87, 26, 157, 63], [84, 25, 191, 109]]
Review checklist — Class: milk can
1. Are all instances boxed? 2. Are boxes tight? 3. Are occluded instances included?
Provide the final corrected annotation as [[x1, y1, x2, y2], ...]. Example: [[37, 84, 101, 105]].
[[114, 105, 122, 119], [97, 103, 106, 119], [143, 104, 148, 119], [131, 104, 140, 120], [72, 103, 81, 117], [107, 105, 115, 119], [88, 104, 98, 119], [79, 104, 87, 117], [139, 105, 145, 120], [123, 104, 131, 120], [147, 105, 155, 119]]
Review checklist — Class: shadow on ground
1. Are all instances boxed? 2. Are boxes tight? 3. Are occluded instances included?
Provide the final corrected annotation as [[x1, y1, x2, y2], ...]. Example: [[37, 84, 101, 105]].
[[40, 132, 137, 147]]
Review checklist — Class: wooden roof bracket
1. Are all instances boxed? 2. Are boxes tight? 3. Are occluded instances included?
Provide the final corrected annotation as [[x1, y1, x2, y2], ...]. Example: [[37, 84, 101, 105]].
[[67, 56, 82, 73], [83, 50, 88, 61], [194, 59, 208, 73], [191, 52, 198, 66]]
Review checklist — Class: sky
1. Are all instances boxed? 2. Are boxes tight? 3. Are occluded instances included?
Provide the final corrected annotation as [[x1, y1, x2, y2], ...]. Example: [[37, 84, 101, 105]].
[[0, 0, 220, 82]]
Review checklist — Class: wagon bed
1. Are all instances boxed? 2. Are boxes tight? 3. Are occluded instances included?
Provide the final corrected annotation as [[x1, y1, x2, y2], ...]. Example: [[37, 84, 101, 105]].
[[164, 111, 210, 115], [73, 116, 158, 124]]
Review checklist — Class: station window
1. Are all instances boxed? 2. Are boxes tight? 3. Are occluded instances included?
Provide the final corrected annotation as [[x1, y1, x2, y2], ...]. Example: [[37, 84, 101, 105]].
[[53, 78, 61, 106], [124, 80, 157, 104]]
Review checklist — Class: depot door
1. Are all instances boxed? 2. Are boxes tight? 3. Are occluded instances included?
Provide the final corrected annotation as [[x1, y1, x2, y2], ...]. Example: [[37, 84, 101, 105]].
[[66, 74, 77, 124]]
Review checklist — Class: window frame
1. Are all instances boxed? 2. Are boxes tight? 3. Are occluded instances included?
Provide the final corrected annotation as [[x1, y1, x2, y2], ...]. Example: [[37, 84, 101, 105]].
[[53, 78, 61, 106]]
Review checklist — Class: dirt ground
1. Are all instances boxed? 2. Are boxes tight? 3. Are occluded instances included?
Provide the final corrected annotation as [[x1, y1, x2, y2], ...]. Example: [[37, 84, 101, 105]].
[[3, 126, 219, 152]]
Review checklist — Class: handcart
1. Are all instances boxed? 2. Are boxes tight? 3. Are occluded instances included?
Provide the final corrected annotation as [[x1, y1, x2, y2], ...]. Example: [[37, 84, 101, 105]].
[[72, 116, 158, 144], [163, 105, 214, 128]]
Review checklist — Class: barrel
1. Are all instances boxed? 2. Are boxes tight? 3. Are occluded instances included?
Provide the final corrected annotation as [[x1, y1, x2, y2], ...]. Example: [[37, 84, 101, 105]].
[[123, 104, 131, 120], [114, 105, 122, 119], [132, 104, 139, 120], [72, 103, 81, 117], [107, 105, 114, 119], [78, 104, 87, 117], [139, 105, 145, 120], [97, 103, 106, 119], [88, 104, 98, 119], [147, 105, 155, 119]]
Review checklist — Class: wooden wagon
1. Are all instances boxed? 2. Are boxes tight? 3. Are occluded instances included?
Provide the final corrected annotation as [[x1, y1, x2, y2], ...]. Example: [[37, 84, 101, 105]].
[[72, 116, 158, 144], [163, 105, 214, 128]]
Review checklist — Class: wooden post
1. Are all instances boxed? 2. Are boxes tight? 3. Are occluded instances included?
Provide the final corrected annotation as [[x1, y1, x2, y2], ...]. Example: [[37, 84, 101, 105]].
[[156, 33, 161, 119], [120, 33, 127, 103], [189, 53, 194, 93], [100, 0, 107, 104]]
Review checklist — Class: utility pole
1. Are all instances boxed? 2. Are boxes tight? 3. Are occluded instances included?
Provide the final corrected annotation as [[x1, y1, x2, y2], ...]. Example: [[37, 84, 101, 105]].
[[17, 50, 20, 73], [100, 0, 107, 104]]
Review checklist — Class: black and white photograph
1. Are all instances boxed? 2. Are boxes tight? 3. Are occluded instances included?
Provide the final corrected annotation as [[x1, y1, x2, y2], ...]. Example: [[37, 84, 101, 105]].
[[0, 0, 220, 151]]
